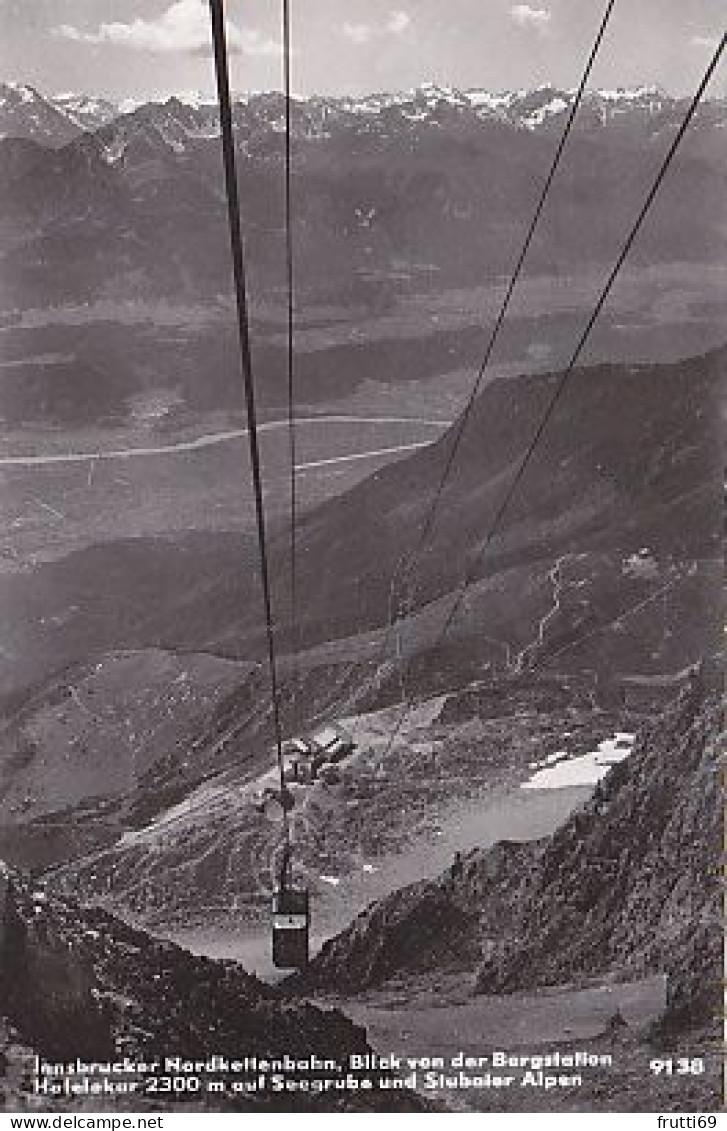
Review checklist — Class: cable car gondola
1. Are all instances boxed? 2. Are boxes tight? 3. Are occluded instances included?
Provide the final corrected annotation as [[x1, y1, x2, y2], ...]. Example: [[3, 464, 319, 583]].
[[272, 884, 310, 970], [209, 0, 309, 975], [271, 842, 309, 970]]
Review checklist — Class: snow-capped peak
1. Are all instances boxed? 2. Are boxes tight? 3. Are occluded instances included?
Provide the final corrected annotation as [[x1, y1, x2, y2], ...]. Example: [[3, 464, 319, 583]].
[[172, 90, 217, 110], [0, 81, 40, 107], [4, 80, 36, 103], [413, 81, 469, 105], [594, 84, 664, 102], [118, 97, 144, 115], [52, 91, 119, 130], [466, 89, 517, 109], [0, 79, 720, 152]]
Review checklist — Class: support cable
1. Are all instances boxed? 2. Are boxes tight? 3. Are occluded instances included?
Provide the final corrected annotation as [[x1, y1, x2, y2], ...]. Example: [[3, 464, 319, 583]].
[[373, 0, 618, 670], [209, 0, 289, 832], [283, 0, 299, 733], [376, 33, 725, 760]]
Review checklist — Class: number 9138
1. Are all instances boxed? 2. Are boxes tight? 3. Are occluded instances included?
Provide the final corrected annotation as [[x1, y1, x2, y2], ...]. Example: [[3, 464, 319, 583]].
[[649, 1058, 705, 1076]]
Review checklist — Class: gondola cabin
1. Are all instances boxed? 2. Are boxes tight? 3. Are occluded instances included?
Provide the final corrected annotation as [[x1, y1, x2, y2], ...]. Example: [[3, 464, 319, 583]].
[[272, 884, 310, 970]]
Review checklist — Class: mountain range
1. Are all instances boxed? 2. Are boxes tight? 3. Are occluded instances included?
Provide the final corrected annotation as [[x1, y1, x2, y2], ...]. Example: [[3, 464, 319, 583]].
[[1, 80, 725, 308], [1, 77, 723, 1110], [3, 80, 724, 147]]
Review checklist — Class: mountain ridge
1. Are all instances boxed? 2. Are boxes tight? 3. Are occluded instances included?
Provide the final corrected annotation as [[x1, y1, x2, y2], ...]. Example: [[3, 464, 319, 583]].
[[3, 80, 724, 148]]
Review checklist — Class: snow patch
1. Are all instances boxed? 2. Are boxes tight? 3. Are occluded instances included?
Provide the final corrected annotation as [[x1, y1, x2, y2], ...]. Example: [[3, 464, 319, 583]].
[[102, 137, 128, 165], [596, 85, 662, 102], [175, 90, 217, 110], [522, 733, 635, 791], [523, 96, 569, 127]]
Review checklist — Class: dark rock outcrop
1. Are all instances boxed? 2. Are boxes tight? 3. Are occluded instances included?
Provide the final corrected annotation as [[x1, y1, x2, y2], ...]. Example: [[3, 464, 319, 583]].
[[292, 877, 479, 995], [0, 866, 427, 1111], [0, 868, 112, 1059], [290, 837, 539, 995], [0, 864, 361, 1061]]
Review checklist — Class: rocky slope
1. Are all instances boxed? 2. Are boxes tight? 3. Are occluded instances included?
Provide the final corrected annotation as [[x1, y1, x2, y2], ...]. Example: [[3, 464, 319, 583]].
[[0, 84, 118, 145], [0, 863, 424, 1112], [474, 664, 722, 1029], [291, 664, 722, 1034], [0, 650, 260, 871], [269, 349, 723, 668]]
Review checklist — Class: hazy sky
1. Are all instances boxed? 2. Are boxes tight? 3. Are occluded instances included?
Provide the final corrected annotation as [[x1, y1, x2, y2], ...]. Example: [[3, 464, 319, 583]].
[[0, 0, 724, 100]]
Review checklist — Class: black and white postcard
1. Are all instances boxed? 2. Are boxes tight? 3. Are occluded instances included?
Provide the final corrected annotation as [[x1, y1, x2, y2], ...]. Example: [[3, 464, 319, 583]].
[[0, 0, 724, 1117]]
